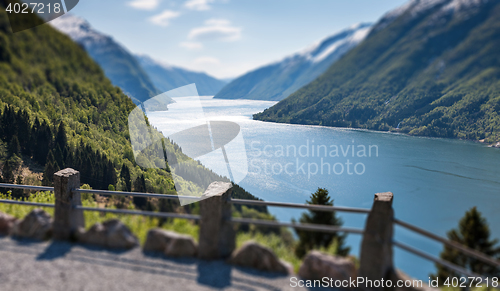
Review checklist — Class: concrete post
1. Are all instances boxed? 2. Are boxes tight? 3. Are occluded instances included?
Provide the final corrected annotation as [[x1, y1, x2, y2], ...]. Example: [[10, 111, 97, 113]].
[[53, 168, 84, 240], [198, 182, 235, 260], [359, 192, 394, 291]]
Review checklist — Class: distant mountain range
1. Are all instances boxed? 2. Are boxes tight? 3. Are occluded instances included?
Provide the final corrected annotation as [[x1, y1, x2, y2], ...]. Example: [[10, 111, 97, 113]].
[[51, 14, 226, 104], [255, 0, 500, 142], [214, 23, 372, 101], [136, 55, 227, 97], [50, 14, 162, 105]]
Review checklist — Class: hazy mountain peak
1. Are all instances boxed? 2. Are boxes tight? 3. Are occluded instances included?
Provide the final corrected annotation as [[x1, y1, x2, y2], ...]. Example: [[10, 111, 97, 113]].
[[50, 14, 110, 46], [214, 23, 372, 101], [439, 0, 489, 16], [378, 0, 489, 28], [50, 14, 162, 104], [135, 54, 227, 96], [305, 23, 372, 63], [135, 54, 174, 71]]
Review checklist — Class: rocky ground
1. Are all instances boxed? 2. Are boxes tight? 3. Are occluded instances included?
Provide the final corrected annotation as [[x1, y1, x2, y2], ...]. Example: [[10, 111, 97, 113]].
[[0, 237, 310, 291]]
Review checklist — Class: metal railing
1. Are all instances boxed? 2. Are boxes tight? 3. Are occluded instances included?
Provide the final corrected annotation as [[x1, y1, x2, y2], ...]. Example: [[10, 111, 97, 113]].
[[392, 219, 500, 279], [0, 181, 366, 235], [394, 218, 500, 268], [1, 171, 499, 281]]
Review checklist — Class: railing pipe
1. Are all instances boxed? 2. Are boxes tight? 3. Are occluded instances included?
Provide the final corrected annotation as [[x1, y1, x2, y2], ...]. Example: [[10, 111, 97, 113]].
[[393, 240, 484, 279], [73, 188, 200, 200], [74, 206, 200, 220], [230, 217, 364, 234], [0, 199, 55, 208], [394, 218, 500, 267], [230, 199, 371, 213], [0, 183, 54, 192]]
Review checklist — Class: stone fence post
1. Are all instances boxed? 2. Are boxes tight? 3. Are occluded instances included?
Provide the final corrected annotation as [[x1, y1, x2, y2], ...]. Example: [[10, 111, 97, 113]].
[[359, 192, 394, 291], [198, 182, 235, 260], [53, 168, 85, 240]]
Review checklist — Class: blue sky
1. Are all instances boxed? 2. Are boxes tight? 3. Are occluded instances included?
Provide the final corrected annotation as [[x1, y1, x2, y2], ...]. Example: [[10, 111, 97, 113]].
[[69, 0, 407, 79]]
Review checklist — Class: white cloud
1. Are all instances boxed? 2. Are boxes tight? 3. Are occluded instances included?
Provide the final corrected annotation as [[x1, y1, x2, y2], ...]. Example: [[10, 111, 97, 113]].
[[127, 0, 160, 10], [185, 0, 214, 11], [188, 18, 241, 42], [149, 10, 181, 27], [179, 41, 204, 50], [193, 56, 220, 65]]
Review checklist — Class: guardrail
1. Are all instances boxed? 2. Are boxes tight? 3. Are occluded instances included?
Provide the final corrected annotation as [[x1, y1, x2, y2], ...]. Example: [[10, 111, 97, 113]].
[[0, 167, 499, 284]]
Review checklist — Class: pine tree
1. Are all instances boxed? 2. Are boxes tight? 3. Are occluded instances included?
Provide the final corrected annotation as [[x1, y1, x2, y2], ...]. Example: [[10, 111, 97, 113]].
[[1, 105, 15, 142], [30, 117, 41, 156], [120, 164, 132, 192], [295, 188, 350, 258], [42, 150, 59, 186], [8, 135, 21, 158], [133, 174, 147, 209], [12, 175, 24, 198], [16, 109, 30, 155], [432, 207, 500, 282], [33, 120, 52, 165], [1, 161, 14, 184], [55, 121, 68, 152], [53, 144, 64, 169], [106, 160, 117, 187]]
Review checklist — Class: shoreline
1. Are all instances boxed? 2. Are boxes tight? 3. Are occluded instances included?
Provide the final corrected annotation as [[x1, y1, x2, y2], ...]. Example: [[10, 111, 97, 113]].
[[251, 118, 500, 148]]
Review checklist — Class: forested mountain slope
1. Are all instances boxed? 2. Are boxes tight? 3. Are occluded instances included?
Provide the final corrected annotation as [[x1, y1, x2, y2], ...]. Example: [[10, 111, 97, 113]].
[[0, 2, 263, 211], [255, 0, 500, 142]]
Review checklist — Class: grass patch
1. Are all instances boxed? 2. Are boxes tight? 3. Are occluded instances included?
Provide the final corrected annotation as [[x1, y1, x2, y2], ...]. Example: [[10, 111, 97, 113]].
[[0, 191, 199, 245]]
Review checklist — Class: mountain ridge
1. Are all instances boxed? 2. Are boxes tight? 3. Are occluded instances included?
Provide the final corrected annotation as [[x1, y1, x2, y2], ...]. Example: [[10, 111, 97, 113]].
[[135, 54, 227, 97], [214, 23, 372, 101], [50, 14, 162, 105], [254, 0, 500, 142]]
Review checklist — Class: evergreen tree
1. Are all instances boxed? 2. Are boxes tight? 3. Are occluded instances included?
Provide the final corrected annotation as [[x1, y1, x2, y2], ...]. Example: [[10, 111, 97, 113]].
[[295, 188, 350, 258], [16, 109, 30, 155], [1, 105, 15, 142], [12, 175, 24, 198], [1, 161, 14, 184], [120, 164, 132, 192], [55, 121, 68, 152], [106, 160, 117, 187], [8, 135, 20, 158], [133, 174, 147, 209], [432, 207, 500, 282], [53, 144, 64, 169], [33, 120, 52, 165], [42, 150, 59, 186]]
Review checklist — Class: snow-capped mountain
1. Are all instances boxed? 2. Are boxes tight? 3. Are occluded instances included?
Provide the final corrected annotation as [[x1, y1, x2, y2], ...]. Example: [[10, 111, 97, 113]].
[[49, 14, 160, 104], [51, 14, 166, 105], [374, 0, 489, 31], [136, 54, 227, 97], [214, 23, 372, 101]]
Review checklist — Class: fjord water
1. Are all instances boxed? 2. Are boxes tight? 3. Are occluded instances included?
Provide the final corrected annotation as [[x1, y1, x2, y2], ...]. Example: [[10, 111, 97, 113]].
[[147, 96, 500, 280]]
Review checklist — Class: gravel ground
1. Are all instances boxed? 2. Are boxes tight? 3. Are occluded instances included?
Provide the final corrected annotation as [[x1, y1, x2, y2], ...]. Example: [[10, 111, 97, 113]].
[[0, 237, 309, 291]]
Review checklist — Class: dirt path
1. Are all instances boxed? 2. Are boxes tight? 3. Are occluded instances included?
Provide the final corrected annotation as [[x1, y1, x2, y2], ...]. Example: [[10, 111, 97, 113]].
[[0, 237, 311, 291]]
